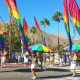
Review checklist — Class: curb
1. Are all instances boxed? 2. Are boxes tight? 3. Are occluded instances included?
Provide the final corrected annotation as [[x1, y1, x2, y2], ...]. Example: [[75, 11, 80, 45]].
[[6, 63, 24, 66]]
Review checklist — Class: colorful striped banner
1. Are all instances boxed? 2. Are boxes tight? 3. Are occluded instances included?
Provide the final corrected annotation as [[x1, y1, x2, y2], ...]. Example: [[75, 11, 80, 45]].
[[63, 0, 73, 53]]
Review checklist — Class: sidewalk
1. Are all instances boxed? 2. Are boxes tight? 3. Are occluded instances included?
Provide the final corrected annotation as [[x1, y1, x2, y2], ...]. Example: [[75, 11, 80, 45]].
[[6, 63, 24, 65]]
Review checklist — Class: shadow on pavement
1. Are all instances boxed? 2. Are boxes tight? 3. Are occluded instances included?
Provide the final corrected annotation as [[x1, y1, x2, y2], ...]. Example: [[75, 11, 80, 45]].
[[1, 68, 45, 73], [46, 68, 70, 72], [1, 67, 70, 73], [40, 74, 72, 79]]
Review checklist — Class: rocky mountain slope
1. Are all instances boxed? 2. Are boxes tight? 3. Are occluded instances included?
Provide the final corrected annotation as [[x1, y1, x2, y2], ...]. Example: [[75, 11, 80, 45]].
[[0, 21, 80, 47]]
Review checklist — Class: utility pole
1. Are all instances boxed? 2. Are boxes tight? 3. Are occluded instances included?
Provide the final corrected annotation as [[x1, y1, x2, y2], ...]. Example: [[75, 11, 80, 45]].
[[9, 13, 11, 63]]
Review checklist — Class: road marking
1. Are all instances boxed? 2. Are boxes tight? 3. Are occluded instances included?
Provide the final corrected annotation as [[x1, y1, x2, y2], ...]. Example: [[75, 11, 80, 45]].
[[18, 74, 21, 75], [65, 72, 68, 73], [0, 75, 1, 77], [51, 72, 54, 74], [36, 73, 38, 75]]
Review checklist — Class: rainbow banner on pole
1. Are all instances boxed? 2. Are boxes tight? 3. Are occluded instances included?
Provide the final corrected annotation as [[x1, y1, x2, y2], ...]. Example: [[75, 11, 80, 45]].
[[68, 0, 80, 35], [0, 23, 1, 30], [5, 0, 29, 52], [23, 18, 28, 44], [34, 17, 46, 46], [63, 0, 73, 53], [0, 23, 4, 50]]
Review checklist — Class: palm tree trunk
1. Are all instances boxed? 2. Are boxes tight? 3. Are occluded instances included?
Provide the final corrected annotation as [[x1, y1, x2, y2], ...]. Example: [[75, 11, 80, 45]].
[[57, 21, 59, 54], [33, 26, 34, 45], [44, 26, 45, 41], [9, 14, 12, 63]]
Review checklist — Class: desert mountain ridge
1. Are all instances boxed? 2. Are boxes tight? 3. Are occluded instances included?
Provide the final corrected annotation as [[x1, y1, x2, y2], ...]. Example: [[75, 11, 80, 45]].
[[0, 21, 80, 47]]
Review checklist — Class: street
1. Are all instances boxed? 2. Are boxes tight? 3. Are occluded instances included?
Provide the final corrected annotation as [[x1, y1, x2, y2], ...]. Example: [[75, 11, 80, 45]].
[[0, 63, 80, 80]]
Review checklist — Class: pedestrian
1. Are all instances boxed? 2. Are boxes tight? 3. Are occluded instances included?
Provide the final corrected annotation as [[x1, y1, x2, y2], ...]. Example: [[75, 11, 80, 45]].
[[0, 50, 1, 66], [31, 51, 37, 79], [2, 48, 8, 68], [24, 51, 29, 67], [38, 51, 43, 70], [77, 50, 80, 69], [70, 52, 77, 77], [50, 52, 54, 67], [59, 52, 62, 66], [43, 53, 46, 65], [63, 52, 67, 66], [18, 53, 21, 64], [11, 52, 14, 63], [68, 53, 71, 66], [46, 53, 50, 65], [15, 51, 18, 63]]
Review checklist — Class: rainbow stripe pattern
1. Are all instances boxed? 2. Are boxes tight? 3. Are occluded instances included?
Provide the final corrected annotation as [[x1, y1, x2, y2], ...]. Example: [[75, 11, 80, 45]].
[[23, 18, 28, 44], [63, 0, 73, 53], [68, 0, 80, 35], [5, 0, 29, 51], [0, 23, 4, 50], [34, 17, 46, 46]]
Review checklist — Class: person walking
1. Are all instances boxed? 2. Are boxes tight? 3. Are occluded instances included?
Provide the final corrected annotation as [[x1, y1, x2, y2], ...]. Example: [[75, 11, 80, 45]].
[[63, 52, 67, 66], [70, 52, 77, 77], [24, 51, 29, 67], [18, 53, 21, 64], [15, 51, 18, 63], [50, 53, 54, 67], [38, 51, 43, 70], [31, 51, 38, 79], [59, 52, 62, 66], [77, 50, 80, 69], [43, 53, 46, 65], [2, 48, 8, 68], [46, 53, 50, 65]]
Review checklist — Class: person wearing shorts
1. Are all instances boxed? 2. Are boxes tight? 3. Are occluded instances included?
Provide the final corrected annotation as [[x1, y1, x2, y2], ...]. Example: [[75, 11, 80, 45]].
[[50, 53, 54, 67], [46, 53, 50, 65], [38, 51, 43, 70], [31, 51, 37, 79], [70, 52, 77, 77], [24, 51, 29, 67], [59, 52, 62, 66], [2, 48, 7, 68], [43, 53, 46, 65]]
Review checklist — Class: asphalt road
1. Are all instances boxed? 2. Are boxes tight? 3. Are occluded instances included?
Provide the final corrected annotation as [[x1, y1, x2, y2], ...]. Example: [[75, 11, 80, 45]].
[[0, 63, 80, 80]]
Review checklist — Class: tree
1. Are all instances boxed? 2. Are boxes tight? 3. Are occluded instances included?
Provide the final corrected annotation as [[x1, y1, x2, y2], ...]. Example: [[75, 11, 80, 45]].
[[30, 26, 37, 45], [3, 22, 21, 52], [40, 18, 50, 41], [52, 11, 63, 54]]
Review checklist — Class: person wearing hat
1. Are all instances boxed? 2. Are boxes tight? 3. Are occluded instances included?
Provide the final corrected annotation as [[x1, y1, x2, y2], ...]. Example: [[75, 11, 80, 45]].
[[2, 48, 8, 68], [70, 52, 77, 77]]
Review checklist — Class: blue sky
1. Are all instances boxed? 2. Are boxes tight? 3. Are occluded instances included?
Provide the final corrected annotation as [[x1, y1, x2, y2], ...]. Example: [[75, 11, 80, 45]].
[[0, 0, 80, 40]]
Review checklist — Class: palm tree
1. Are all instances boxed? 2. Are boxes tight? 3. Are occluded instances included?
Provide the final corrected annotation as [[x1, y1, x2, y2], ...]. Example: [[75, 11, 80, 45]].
[[30, 26, 37, 45], [52, 11, 63, 54], [40, 18, 50, 41]]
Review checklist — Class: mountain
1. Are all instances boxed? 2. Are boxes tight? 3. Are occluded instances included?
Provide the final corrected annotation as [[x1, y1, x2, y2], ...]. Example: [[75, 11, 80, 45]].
[[0, 21, 80, 47]]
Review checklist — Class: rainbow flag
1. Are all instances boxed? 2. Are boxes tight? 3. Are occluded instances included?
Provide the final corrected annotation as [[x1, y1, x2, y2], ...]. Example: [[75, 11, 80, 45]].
[[5, 0, 29, 52], [0, 23, 1, 30], [0, 35, 4, 50], [34, 17, 46, 46], [63, 0, 73, 53], [23, 18, 28, 36], [0, 23, 4, 50], [68, 0, 80, 35]]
